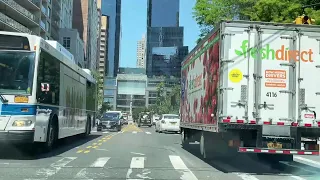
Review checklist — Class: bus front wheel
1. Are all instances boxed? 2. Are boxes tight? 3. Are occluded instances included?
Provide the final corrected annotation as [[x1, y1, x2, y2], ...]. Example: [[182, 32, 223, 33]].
[[43, 120, 57, 152]]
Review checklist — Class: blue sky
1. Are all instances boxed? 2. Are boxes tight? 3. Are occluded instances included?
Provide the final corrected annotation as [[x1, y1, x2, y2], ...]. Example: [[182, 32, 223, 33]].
[[120, 0, 200, 67]]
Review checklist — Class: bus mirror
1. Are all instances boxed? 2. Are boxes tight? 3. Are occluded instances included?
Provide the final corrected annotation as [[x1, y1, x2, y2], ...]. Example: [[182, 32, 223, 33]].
[[41, 83, 50, 92]]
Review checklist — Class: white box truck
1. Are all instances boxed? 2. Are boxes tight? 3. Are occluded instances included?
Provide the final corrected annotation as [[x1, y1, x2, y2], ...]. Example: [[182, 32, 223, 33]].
[[180, 20, 320, 161]]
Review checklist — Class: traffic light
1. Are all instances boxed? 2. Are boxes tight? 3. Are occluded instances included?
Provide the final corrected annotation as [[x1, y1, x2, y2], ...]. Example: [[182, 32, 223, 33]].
[[293, 15, 315, 25]]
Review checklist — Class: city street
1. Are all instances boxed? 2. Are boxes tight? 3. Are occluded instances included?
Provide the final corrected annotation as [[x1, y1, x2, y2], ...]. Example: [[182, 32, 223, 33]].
[[0, 124, 319, 180]]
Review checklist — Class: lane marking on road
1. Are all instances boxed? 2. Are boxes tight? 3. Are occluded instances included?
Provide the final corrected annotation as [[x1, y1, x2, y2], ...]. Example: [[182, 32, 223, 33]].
[[75, 168, 93, 180], [130, 157, 145, 169], [76, 132, 118, 154], [145, 132, 151, 134], [96, 148, 109, 151], [169, 155, 198, 180], [280, 162, 316, 173], [103, 132, 109, 134], [130, 152, 145, 156], [233, 173, 259, 180], [31, 157, 76, 179], [132, 131, 137, 134], [90, 157, 110, 167], [294, 156, 320, 167], [290, 176, 307, 180]]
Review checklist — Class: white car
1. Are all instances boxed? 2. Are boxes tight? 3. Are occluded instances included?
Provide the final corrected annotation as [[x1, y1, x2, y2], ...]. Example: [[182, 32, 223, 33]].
[[155, 114, 180, 133]]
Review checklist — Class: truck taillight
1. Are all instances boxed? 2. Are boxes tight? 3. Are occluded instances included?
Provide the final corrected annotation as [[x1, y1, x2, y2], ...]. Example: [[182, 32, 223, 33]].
[[277, 122, 284, 125], [304, 123, 312, 127], [291, 122, 298, 126]]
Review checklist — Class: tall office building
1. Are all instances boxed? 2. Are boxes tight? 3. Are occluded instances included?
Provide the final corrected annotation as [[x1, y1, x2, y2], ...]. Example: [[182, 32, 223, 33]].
[[72, 0, 100, 71], [147, 0, 179, 27], [98, 15, 109, 94], [102, 0, 121, 77], [146, 0, 188, 78], [136, 34, 146, 68], [101, 0, 121, 109]]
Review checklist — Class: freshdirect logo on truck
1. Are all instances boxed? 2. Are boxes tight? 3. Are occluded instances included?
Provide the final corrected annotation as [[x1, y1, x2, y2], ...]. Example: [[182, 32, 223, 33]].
[[235, 40, 314, 62]]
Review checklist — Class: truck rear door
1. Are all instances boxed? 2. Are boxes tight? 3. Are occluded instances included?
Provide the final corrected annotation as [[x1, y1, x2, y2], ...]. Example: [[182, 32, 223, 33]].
[[256, 28, 296, 126], [220, 25, 255, 123], [296, 30, 320, 127]]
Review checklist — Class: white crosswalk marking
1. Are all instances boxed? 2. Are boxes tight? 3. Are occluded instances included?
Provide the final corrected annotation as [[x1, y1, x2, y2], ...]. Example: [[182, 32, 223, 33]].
[[234, 173, 259, 180], [132, 131, 137, 134], [90, 157, 110, 167], [145, 132, 151, 134], [130, 157, 145, 169], [169, 155, 198, 180], [29, 157, 76, 180]]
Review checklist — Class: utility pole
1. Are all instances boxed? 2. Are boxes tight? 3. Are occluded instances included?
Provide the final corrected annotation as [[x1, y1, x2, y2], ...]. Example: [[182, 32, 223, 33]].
[[129, 94, 133, 116]]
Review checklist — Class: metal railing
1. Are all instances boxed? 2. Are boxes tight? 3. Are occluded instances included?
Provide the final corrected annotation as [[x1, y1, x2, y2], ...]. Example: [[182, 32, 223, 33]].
[[1, 0, 38, 23], [0, 12, 32, 34]]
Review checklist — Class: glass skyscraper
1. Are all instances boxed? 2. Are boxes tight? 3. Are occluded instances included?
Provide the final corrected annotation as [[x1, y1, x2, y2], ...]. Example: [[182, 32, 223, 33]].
[[102, 0, 121, 77], [146, 0, 188, 78], [147, 0, 179, 27]]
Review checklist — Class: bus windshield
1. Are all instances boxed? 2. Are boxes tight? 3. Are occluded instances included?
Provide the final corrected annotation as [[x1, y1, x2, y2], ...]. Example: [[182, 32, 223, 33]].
[[0, 51, 35, 95]]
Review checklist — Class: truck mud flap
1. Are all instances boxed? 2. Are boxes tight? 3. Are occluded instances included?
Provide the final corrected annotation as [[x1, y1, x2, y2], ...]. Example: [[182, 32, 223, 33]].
[[238, 147, 319, 155]]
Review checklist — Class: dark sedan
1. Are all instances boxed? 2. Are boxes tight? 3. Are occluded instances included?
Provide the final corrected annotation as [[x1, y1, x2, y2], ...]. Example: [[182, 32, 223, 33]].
[[97, 112, 122, 132]]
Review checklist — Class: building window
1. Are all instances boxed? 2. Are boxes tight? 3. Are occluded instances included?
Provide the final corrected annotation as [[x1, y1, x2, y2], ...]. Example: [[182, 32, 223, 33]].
[[104, 90, 114, 96], [47, 7, 51, 18], [46, 21, 50, 32], [104, 98, 114, 103], [63, 37, 71, 49]]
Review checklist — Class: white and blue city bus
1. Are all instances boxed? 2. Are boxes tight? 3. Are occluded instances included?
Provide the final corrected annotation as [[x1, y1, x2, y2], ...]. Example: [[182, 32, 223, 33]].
[[0, 31, 97, 151]]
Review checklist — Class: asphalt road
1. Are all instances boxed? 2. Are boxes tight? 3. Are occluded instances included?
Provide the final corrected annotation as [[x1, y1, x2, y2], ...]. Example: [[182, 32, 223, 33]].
[[0, 123, 320, 179]]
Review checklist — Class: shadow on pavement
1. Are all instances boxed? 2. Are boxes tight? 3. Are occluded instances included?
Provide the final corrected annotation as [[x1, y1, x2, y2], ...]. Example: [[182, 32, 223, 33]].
[[182, 143, 320, 177], [0, 134, 101, 160]]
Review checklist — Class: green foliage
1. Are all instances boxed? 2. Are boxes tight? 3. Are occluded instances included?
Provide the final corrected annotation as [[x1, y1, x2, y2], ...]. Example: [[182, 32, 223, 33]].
[[99, 102, 112, 115], [153, 82, 181, 115], [91, 71, 104, 108], [193, 0, 320, 36]]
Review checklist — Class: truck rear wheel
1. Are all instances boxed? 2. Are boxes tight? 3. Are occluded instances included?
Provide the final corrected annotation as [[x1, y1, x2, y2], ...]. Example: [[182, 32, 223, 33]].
[[200, 132, 215, 159], [181, 129, 189, 147]]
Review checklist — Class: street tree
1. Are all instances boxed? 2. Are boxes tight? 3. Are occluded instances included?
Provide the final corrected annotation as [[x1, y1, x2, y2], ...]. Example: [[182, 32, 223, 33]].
[[193, 0, 320, 38], [154, 82, 181, 115], [99, 102, 112, 115]]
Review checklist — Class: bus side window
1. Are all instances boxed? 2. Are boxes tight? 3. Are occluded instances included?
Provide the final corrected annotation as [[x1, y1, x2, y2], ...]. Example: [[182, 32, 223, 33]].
[[36, 50, 60, 105]]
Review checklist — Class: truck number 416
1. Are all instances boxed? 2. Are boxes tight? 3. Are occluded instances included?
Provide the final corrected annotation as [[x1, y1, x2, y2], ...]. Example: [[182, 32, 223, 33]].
[[266, 92, 277, 97]]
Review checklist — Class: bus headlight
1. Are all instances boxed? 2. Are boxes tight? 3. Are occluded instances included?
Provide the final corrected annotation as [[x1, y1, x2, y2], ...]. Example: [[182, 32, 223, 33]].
[[12, 120, 33, 127]]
